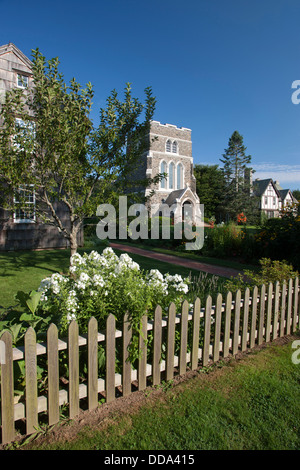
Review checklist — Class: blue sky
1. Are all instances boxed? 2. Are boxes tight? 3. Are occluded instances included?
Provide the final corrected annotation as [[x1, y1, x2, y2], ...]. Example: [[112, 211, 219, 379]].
[[1, 0, 300, 189]]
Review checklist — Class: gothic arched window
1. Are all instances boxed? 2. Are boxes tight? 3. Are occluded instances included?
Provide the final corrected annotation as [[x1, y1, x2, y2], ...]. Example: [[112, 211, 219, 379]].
[[166, 140, 171, 152], [169, 162, 175, 189], [172, 141, 178, 153], [160, 160, 167, 189], [177, 163, 183, 189]]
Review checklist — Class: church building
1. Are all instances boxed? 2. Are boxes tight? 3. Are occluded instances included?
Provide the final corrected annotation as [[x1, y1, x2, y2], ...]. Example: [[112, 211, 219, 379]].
[[141, 120, 202, 225]]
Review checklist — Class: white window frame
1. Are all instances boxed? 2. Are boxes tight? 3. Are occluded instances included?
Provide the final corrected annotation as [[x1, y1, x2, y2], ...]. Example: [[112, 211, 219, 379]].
[[166, 139, 171, 153], [17, 73, 29, 89], [13, 185, 36, 224]]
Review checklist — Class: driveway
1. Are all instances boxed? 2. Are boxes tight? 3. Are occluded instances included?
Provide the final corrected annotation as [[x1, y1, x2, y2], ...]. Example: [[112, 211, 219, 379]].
[[109, 243, 243, 279]]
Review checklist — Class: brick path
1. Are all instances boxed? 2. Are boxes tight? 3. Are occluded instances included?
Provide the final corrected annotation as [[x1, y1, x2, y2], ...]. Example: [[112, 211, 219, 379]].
[[109, 243, 243, 279]]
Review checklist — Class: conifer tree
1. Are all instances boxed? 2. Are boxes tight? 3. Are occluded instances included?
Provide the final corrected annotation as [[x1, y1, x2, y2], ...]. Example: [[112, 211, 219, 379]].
[[219, 130, 258, 221]]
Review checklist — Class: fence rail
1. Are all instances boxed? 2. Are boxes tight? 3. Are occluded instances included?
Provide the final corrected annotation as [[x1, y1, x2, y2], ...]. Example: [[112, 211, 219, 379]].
[[0, 277, 299, 445]]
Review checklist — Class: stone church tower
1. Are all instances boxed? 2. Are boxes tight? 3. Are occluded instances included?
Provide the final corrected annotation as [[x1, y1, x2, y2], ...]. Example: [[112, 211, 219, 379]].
[[141, 120, 201, 224]]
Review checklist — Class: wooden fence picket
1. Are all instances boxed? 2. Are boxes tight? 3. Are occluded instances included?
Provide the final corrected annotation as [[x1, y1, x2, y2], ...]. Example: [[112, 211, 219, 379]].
[[293, 277, 299, 332], [250, 286, 258, 348], [233, 290, 241, 355], [191, 298, 201, 370], [152, 306, 162, 386], [213, 293, 222, 362], [68, 320, 79, 418], [47, 323, 59, 426], [88, 317, 98, 410], [0, 331, 15, 444], [241, 287, 250, 351], [280, 282, 287, 337], [265, 283, 273, 343], [138, 315, 147, 391], [106, 314, 116, 403], [25, 327, 38, 435], [286, 279, 293, 335], [258, 284, 266, 345], [179, 300, 189, 375], [166, 303, 176, 381], [223, 291, 232, 358], [273, 281, 280, 340], [123, 313, 132, 397], [203, 296, 212, 366]]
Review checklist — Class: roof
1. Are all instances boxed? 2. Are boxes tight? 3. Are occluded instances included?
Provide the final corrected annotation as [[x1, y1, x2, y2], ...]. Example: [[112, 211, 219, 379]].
[[0, 42, 32, 69], [164, 188, 187, 206], [278, 189, 290, 200], [253, 178, 272, 196], [253, 178, 281, 198]]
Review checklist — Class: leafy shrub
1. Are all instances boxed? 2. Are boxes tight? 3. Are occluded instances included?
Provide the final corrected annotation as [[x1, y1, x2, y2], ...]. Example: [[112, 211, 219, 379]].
[[36, 248, 190, 335], [224, 258, 299, 294], [254, 205, 300, 270]]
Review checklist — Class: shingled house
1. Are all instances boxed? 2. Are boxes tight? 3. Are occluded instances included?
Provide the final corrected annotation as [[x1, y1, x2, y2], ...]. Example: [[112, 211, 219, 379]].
[[0, 42, 83, 251]]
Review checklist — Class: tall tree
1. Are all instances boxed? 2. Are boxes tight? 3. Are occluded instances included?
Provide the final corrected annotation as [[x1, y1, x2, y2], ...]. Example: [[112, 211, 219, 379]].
[[219, 130, 257, 221], [193, 164, 225, 219], [0, 49, 156, 258]]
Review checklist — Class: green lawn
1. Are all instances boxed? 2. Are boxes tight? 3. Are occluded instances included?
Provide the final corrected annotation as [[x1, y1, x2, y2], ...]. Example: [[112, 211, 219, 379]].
[[22, 336, 300, 450]]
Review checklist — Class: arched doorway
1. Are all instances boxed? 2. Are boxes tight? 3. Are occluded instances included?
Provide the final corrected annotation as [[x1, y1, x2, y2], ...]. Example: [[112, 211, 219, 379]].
[[182, 200, 193, 222]]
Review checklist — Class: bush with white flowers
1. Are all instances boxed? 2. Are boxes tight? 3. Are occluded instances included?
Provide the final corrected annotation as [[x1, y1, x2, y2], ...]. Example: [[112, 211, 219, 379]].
[[37, 248, 190, 334]]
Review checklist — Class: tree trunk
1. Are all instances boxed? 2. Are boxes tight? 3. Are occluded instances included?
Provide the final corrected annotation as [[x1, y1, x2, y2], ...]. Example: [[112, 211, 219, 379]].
[[69, 231, 78, 260]]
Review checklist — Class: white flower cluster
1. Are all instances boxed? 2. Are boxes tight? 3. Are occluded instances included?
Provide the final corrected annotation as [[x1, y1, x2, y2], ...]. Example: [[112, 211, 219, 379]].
[[38, 273, 67, 299], [146, 270, 189, 295], [37, 248, 190, 327], [66, 290, 78, 321], [146, 269, 169, 295], [114, 253, 140, 274], [164, 273, 189, 294]]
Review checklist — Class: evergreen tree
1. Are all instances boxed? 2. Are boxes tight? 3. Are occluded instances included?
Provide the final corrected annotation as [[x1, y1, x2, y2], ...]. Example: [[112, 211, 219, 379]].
[[219, 130, 258, 222], [193, 164, 225, 219]]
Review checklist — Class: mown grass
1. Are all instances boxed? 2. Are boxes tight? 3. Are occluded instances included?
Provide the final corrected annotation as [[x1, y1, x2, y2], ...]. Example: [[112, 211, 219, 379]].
[[23, 337, 300, 450]]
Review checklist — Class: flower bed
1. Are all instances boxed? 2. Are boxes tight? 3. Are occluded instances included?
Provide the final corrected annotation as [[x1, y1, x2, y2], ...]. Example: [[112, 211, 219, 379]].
[[37, 248, 190, 335]]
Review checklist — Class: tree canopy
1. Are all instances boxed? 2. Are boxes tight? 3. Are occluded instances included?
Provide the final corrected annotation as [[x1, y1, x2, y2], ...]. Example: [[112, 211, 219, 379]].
[[193, 164, 225, 219], [0, 49, 156, 257]]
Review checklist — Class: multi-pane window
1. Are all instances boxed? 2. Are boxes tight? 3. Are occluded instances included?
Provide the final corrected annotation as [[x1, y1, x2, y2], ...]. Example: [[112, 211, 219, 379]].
[[166, 139, 178, 154], [172, 141, 178, 153], [17, 73, 29, 88], [160, 161, 167, 189], [14, 186, 35, 223]]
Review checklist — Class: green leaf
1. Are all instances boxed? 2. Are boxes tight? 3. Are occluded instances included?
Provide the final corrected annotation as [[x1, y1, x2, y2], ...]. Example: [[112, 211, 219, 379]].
[[15, 290, 42, 315]]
